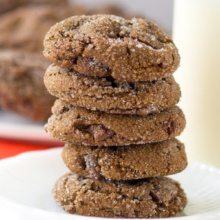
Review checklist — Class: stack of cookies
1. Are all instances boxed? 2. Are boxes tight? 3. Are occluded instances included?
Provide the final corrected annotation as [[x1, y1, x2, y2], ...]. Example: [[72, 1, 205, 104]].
[[43, 15, 187, 218]]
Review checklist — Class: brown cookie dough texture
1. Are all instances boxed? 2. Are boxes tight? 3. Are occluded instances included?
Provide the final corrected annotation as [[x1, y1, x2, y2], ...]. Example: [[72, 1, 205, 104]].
[[46, 100, 185, 146], [62, 139, 187, 180], [44, 64, 181, 115], [53, 173, 187, 218], [0, 50, 55, 121], [43, 15, 180, 82]]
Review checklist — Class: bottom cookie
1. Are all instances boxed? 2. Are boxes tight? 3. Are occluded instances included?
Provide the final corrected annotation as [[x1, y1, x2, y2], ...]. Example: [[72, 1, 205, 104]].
[[53, 173, 187, 218]]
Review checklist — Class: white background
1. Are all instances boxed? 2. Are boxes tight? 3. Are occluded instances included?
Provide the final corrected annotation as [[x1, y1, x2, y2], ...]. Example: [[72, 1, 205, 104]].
[[71, 0, 173, 33]]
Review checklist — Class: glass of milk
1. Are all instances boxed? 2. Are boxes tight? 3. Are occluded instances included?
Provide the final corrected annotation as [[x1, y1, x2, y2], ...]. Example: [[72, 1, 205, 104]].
[[173, 0, 220, 167]]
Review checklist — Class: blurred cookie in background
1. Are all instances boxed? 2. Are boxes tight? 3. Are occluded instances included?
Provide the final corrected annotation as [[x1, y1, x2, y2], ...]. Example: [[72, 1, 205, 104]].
[[0, 0, 68, 15], [25, 0, 68, 5], [0, 50, 55, 121], [0, 0, 24, 14], [0, 4, 78, 52]]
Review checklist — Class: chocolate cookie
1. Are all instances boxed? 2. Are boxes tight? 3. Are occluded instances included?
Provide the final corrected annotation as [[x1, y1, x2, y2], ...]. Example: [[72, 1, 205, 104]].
[[43, 15, 180, 82], [0, 50, 55, 121], [53, 173, 187, 218], [0, 5, 76, 52], [62, 139, 187, 180], [25, 0, 68, 5], [0, 0, 25, 14], [46, 100, 185, 146], [44, 64, 181, 115], [0, 0, 68, 14]]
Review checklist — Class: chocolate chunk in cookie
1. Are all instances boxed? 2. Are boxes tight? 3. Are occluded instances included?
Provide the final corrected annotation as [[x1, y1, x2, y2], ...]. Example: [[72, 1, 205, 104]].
[[45, 100, 186, 146]]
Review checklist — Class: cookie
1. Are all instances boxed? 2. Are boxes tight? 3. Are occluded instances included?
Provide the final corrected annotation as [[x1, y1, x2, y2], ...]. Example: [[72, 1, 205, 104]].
[[0, 5, 76, 52], [43, 15, 180, 82], [62, 139, 187, 180], [0, 0, 25, 14], [46, 100, 185, 146], [25, 0, 68, 5], [44, 64, 181, 115], [0, 0, 68, 14], [0, 50, 55, 121], [53, 173, 187, 218]]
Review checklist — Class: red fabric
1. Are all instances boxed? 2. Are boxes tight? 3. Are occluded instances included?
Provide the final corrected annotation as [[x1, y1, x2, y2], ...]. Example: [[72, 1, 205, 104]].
[[0, 139, 62, 159]]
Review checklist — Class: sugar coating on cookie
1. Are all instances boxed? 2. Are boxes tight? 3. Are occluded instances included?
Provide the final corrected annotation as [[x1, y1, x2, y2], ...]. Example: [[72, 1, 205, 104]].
[[45, 100, 186, 146], [62, 139, 187, 180], [43, 15, 180, 82], [44, 64, 181, 115], [53, 173, 187, 218]]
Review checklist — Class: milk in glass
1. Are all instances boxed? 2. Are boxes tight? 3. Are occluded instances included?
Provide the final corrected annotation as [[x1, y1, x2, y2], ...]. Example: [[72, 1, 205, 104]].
[[173, 0, 220, 166]]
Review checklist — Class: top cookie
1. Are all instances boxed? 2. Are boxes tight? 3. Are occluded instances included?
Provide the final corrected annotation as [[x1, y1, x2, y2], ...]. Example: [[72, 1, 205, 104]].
[[44, 15, 180, 82]]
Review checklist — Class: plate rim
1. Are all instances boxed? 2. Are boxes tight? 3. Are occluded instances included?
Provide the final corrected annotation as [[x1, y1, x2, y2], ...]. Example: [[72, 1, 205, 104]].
[[0, 111, 57, 142], [0, 148, 220, 220]]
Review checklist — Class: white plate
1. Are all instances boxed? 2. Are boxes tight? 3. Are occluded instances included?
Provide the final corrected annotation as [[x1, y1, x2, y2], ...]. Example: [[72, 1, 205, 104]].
[[0, 110, 59, 143], [0, 149, 220, 220]]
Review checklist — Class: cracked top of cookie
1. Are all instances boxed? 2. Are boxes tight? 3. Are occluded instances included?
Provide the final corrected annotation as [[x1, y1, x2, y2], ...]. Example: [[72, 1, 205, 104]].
[[43, 15, 180, 82]]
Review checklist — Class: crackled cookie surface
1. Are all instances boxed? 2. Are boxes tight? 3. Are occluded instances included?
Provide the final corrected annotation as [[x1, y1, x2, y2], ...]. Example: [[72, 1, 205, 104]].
[[44, 15, 180, 82], [62, 139, 187, 180], [0, 50, 55, 121], [46, 100, 185, 146], [53, 173, 187, 218], [44, 64, 181, 115]]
